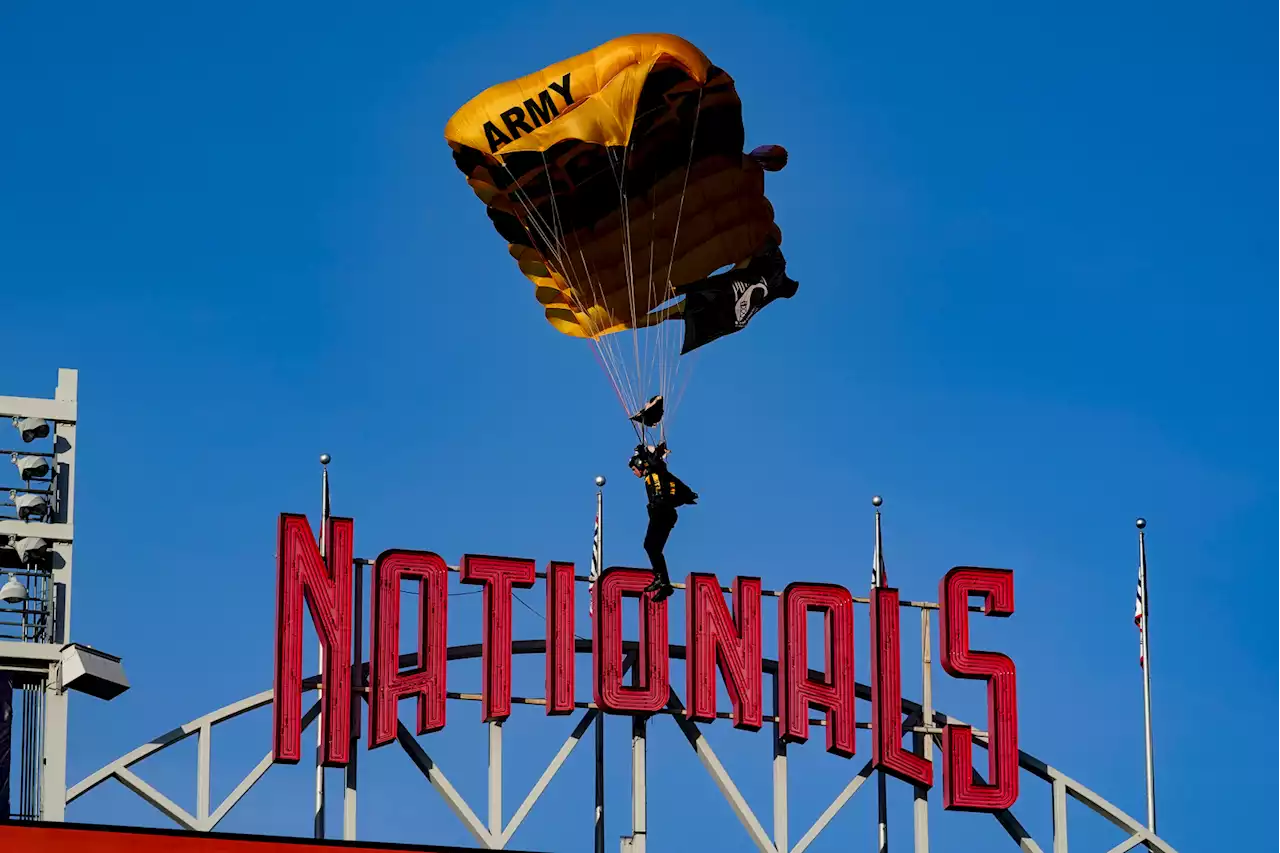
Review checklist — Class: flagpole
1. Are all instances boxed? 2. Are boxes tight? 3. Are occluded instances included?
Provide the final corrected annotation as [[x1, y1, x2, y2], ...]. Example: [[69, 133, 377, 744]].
[[315, 453, 332, 840], [344, 458, 361, 839], [872, 496, 888, 853], [1136, 517, 1156, 833], [872, 495, 885, 588], [593, 475, 606, 853]]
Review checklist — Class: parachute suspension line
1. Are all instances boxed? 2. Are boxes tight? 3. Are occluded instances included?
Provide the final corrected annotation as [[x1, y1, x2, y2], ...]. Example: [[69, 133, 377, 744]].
[[586, 339, 635, 428], [586, 143, 644, 444], [630, 157, 666, 431], [577, 243, 644, 440], [568, 232, 642, 421], [537, 148, 641, 417], [657, 86, 705, 446], [493, 174, 622, 403], [495, 156, 638, 425], [666, 349, 701, 438], [643, 183, 662, 437], [604, 140, 655, 443], [549, 152, 645, 420], [609, 144, 644, 417], [531, 246, 635, 428]]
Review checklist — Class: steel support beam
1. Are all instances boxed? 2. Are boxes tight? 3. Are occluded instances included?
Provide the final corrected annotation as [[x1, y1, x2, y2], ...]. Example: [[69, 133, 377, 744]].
[[208, 701, 321, 831], [1104, 839, 1144, 853], [0, 396, 75, 423], [772, 733, 788, 852], [0, 520, 71, 543], [489, 720, 503, 839], [38, 671, 66, 821], [196, 723, 211, 823], [501, 709, 598, 847], [667, 690, 774, 853], [396, 721, 493, 848], [1052, 778, 1068, 853], [0, 643, 61, 666], [115, 766, 198, 830], [594, 714, 605, 853], [913, 608, 932, 853], [50, 369, 76, 645], [679, 736, 774, 852], [791, 758, 876, 853], [629, 716, 647, 853], [344, 560, 362, 840]]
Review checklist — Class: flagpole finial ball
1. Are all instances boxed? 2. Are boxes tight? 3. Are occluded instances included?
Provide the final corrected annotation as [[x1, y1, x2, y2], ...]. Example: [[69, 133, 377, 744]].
[[872, 495, 882, 507], [1135, 517, 1146, 529], [595, 475, 607, 488], [320, 454, 331, 466]]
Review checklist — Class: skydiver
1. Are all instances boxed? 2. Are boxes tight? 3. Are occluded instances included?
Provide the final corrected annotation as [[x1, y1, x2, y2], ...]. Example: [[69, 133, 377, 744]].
[[629, 441, 698, 601]]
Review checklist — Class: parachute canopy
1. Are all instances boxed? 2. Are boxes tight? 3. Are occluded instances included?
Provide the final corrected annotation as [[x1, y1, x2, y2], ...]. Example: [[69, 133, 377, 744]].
[[445, 33, 783, 339], [445, 34, 789, 439]]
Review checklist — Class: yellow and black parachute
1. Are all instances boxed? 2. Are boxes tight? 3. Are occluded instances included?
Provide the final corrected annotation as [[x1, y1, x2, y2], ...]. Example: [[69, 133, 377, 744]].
[[445, 34, 792, 438]]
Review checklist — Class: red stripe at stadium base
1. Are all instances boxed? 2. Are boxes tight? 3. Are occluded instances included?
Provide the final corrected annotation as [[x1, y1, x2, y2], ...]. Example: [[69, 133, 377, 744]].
[[0, 821, 548, 853]]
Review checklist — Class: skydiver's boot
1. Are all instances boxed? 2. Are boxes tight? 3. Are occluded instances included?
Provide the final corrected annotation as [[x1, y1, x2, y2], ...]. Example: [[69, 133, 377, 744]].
[[642, 537, 674, 601], [644, 566, 673, 601]]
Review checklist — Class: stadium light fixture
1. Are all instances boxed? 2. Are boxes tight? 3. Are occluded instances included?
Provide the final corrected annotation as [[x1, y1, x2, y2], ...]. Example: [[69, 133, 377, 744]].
[[12, 417, 50, 443], [12, 454, 49, 481], [9, 536, 48, 564], [60, 643, 130, 700], [12, 491, 49, 522]]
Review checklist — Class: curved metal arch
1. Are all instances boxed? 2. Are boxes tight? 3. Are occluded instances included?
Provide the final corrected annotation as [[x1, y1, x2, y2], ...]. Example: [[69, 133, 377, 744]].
[[67, 640, 1180, 853]]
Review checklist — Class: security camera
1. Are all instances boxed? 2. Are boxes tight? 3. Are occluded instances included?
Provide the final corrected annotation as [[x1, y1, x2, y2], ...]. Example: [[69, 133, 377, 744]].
[[12, 417, 50, 443], [0, 575, 26, 604], [12, 454, 49, 481]]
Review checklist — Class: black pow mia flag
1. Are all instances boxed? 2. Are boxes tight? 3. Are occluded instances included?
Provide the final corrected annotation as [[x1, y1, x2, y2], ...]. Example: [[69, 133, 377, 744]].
[[676, 244, 799, 355]]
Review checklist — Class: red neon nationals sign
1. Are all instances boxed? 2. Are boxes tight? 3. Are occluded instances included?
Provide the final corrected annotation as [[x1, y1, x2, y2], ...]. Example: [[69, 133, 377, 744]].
[[272, 514, 1019, 812]]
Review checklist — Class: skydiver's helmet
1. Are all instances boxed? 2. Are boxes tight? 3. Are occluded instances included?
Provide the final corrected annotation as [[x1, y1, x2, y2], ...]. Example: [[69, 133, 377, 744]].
[[628, 443, 668, 476], [628, 444, 653, 476]]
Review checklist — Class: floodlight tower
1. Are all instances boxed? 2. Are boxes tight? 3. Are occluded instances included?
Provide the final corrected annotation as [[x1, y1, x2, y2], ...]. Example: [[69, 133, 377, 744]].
[[0, 368, 128, 823]]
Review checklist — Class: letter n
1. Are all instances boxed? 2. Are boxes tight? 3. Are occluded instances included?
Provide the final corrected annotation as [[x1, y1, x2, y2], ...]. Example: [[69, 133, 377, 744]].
[[778, 582, 856, 757], [369, 550, 449, 748], [870, 586, 932, 786], [938, 567, 1018, 811], [685, 574, 762, 730], [273, 513, 353, 765]]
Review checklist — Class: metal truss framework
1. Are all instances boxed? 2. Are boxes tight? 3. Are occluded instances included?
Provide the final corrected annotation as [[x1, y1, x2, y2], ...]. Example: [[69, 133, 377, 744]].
[[0, 368, 81, 822], [67, 633, 1180, 853]]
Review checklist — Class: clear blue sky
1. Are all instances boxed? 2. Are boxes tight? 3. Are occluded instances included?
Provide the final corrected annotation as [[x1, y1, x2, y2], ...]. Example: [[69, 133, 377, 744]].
[[1, 2, 1272, 851]]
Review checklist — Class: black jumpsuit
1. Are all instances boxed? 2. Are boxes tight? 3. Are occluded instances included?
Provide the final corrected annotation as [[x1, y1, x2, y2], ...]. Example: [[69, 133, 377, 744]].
[[640, 462, 696, 588]]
